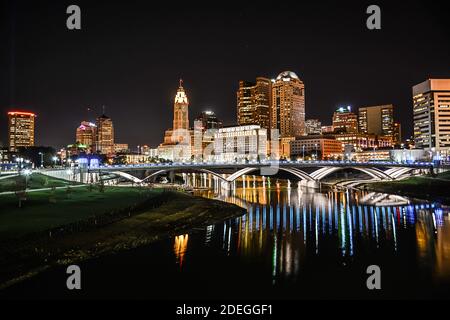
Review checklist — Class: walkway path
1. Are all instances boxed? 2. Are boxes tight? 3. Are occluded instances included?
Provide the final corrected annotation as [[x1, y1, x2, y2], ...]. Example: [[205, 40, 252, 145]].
[[0, 184, 86, 196]]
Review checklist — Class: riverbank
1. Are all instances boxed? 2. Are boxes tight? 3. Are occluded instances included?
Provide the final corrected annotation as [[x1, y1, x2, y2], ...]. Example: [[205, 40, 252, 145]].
[[364, 172, 450, 205], [0, 187, 245, 290], [0, 173, 77, 193]]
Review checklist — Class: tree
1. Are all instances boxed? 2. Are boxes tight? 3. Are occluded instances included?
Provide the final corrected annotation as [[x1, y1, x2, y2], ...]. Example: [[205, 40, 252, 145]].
[[98, 178, 105, 193], [15, 190, 27, 208], [49, 186, 57, 203], [65, 186, 73, 199]]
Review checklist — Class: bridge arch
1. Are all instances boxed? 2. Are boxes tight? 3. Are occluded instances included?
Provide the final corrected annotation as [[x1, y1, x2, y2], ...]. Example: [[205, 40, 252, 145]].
[[106, 165, 403, 185], [310, 166, 392, 181], [141, 168, 229, 184], [107, 171, 145, 184], [384, 167, 416, 179], [226, 167, 314, 182]]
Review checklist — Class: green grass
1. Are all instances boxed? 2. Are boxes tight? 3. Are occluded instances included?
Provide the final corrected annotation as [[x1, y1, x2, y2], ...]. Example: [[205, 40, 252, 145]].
[[0, 190, 244, 288], [0, 186, 163, 239], [369, 172, 450, 203], [0, 174, 74, 193], [436, 170, 450, 180]]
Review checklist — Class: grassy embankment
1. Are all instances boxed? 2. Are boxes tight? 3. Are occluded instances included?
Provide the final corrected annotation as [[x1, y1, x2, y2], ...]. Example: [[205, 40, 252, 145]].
[[0, 173, 76, 193], [366, 171, 450, 204], [0, 174, 245, 289]]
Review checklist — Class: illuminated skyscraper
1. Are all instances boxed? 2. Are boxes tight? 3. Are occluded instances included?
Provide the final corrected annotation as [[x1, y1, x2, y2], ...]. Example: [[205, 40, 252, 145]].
[[237, 81, 255, 126], [195, 111, 223, 131], [76, 121, 97, 153], [237, 77, 271, 130], [332, 106, 358, 134], [192, 111, 222, 161], [173, 79, 189, 133], [393, 122, 402, 145], [159, 80, 192, 161], [271, 71, 305, 138], [358, 104, 394, 137], [8, 111, 36, 152], [96, 114, 114, 154], [413, 79, 450, 155]]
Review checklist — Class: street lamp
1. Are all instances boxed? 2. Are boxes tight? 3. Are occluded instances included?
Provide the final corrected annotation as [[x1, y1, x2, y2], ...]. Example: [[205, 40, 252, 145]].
[[302, 145, 305, 161], [38, 152, 44, 168], [16, 157, 24, 173], [52, 156, 58, 167], [23, 169, 32, 190], [315, 144, 318, 160]]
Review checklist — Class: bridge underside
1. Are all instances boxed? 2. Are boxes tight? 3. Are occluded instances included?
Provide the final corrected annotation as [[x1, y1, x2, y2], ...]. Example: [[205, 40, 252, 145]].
[[101, 166, 419, 188]]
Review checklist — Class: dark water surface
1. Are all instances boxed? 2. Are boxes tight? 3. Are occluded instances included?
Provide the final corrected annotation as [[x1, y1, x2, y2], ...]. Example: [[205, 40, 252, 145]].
[[2, 182, 450, 299]]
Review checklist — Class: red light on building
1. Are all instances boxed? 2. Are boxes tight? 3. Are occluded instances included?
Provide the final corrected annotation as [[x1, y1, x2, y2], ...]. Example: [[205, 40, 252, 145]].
[[8, 111, 36, 117]]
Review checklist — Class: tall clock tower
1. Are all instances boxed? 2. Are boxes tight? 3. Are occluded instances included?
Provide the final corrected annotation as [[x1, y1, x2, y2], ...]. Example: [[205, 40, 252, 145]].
[[173, 79, 189, 132]]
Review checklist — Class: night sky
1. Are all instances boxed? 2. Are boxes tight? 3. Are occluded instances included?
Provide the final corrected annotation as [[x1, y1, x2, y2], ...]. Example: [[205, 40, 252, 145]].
[[1, 0, 449, 149]]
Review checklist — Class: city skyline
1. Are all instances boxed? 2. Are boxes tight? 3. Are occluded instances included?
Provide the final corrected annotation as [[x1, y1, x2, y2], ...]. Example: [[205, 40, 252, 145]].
[[2, 1, 450, 303], [1, 1, 450, 148], [0, 76, 445, 151]]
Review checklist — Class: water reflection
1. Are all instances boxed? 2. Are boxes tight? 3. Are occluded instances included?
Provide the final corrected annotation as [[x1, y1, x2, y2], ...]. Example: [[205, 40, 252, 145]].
[[188, 178, 450, 285], [173, 234, 189, 268]]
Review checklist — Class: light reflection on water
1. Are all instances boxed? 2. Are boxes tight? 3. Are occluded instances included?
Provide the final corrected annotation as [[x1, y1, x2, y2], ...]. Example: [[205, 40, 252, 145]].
[[3, 179, 450, 299], [173, 234, 189, 268], [180, 179, 450, 286]]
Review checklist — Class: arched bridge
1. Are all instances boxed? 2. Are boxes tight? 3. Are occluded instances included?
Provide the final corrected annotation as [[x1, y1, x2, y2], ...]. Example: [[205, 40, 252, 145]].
[[87, 161, 437, 188]]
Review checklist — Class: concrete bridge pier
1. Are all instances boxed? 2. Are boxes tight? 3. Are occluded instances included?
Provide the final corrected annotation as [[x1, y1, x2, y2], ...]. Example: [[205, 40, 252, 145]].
[[299, 179, 320, 189], [169, 170, 175, 184], [221, 180, 232, 191]]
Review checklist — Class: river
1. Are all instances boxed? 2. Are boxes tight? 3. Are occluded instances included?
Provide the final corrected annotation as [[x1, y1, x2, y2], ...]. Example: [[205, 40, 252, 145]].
[[2, 179, 450, 299]]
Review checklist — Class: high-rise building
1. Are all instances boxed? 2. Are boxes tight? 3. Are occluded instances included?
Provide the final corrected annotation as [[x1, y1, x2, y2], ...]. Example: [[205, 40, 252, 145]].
[[413, 79, 450, 155], [237, 77, 271, 130], [358, 104, 394, 137], [393, 122, 402, 145], [159, 80, 192, 161], [96, 114, 114, 154], [193, 111, 223, 161], [195, 111, 223, 131], [305, 119, 322, 135], [254, 77, 272, 130], [8, 111, 36, 152], [237, 81, 255, 126], [76, 121, 97, 152], [271, 71, 306, 138], [173, 79, 189, 133], [332, 106, 358, 134], [161, 80, 191, 145]]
